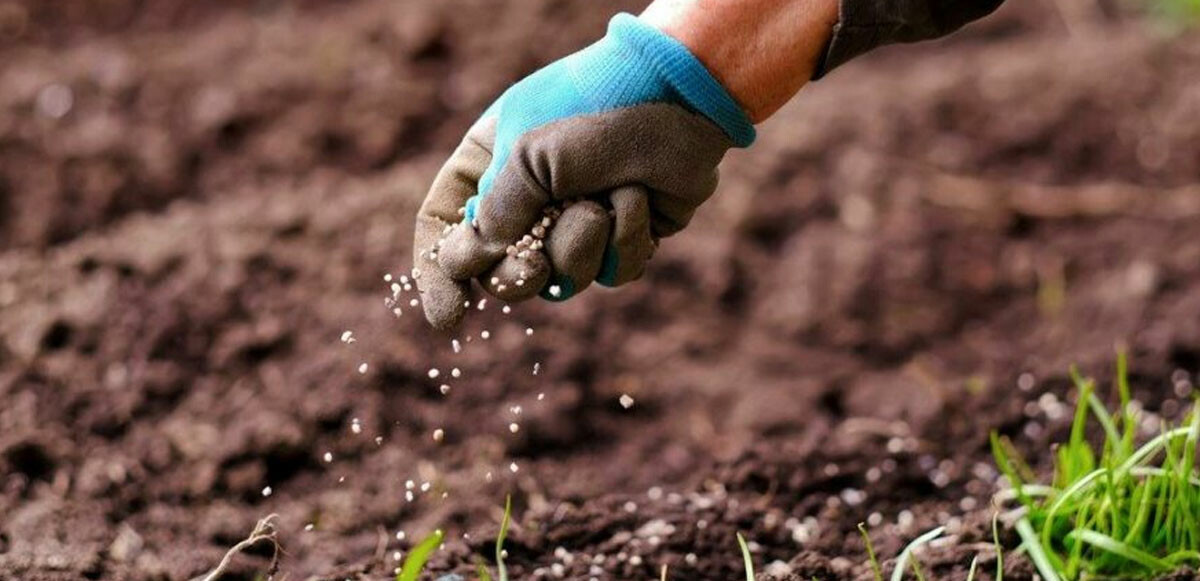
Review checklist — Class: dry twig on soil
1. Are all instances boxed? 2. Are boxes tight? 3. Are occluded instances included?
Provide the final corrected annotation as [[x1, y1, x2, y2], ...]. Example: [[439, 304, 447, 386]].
[[192, 514, 282, 581]]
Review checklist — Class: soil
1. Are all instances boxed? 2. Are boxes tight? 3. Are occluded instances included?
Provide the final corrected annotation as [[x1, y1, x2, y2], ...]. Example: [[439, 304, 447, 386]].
[[2, 1, 1200, 580]]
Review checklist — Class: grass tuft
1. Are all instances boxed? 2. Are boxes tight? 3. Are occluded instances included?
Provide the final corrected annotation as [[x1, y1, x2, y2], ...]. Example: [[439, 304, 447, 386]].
[[994, 353, 1200, 579]]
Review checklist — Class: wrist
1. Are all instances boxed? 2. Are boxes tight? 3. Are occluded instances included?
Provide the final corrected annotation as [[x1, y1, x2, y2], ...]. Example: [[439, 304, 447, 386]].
[[640, 0, 838, 123]]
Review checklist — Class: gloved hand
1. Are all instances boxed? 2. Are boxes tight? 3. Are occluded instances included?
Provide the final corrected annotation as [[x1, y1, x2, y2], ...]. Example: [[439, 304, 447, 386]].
[[413, 14, 755, 330]]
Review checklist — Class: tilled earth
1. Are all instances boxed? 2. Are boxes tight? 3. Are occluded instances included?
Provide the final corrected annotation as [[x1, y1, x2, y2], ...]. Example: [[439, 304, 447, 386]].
[[3, 1, 1200, 580]]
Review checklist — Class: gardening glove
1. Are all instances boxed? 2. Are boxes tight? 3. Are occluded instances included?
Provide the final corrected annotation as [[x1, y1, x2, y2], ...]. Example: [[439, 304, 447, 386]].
[[413, 13, 756, 330]]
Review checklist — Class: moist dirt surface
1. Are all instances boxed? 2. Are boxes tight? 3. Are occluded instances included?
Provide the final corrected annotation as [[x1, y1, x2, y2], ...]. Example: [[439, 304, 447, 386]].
[[3, 1, 1200, 580]]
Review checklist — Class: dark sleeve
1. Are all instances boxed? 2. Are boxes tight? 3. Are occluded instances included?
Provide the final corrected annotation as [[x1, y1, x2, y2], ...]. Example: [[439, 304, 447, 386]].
[[811, 0, 1006, 79]]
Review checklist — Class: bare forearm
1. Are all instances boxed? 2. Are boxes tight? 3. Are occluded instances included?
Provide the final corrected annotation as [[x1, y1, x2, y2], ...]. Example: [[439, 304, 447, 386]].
[[640, 0, 838, 123]]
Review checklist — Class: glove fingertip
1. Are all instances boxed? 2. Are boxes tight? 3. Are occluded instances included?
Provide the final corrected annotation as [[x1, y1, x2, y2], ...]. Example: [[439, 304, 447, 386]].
[[419, 278, 469, 331]]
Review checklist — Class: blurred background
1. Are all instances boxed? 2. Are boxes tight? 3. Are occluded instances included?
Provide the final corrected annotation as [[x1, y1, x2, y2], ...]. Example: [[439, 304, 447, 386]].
[[2, 0, 1200, 579]]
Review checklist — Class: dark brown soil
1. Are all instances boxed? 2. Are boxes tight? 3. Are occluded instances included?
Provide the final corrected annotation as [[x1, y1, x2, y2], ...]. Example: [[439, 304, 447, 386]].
[[3, 1, 1200, 580]]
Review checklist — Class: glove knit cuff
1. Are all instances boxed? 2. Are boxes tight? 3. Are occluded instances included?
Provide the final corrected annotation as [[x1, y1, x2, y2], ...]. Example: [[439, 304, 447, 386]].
[[609, 13, 757, 148]]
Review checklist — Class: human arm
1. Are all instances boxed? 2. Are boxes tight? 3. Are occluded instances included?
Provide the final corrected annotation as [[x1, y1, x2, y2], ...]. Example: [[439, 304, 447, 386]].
[[413, 0, 1005, 330]]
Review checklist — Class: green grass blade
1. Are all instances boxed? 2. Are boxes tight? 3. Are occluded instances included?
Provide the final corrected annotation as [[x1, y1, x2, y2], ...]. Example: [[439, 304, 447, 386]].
[[991, 432, 1033, 506], [737, 532, 755, 581], [1116, 427, 1191, 478], [496, 495, 513, 581], [992, 514, 1004, 581], [1041, 468, 1106, 549], [396, 529, 444, 581], [1087, 393, 1122, 450], [858, 523, 884, 581], [1067, 529, 1172, 572], [890, 527, 945, 581], [1016, 518, 1062, 581]]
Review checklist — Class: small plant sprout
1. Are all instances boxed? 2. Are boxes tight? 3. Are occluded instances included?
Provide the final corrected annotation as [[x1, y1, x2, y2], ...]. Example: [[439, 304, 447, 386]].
[[736, 533, 755, 581], [619, 394, 635, 409], [993, 352, 1200, 580], [892, 526, 945, 581], [395, 528, 444, 581], [496, 495, 513, 581], [859, 523, 884, 581]]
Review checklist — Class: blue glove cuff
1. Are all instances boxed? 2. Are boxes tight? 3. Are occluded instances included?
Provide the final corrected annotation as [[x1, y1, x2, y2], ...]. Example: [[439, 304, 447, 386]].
[[608, 14, 756, 148]]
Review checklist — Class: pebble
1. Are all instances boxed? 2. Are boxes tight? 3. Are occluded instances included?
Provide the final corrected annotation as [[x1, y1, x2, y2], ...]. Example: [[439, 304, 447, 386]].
[[619, 394, 635, 409]]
